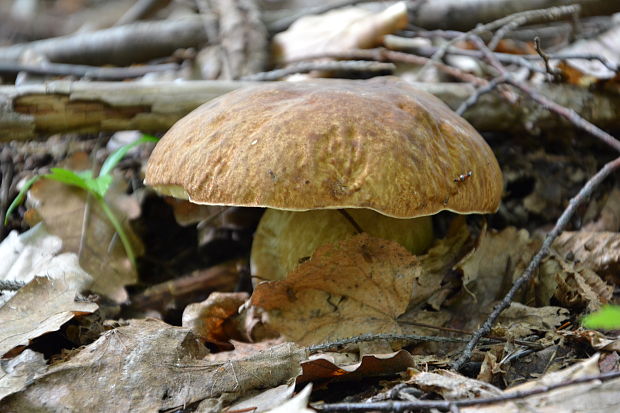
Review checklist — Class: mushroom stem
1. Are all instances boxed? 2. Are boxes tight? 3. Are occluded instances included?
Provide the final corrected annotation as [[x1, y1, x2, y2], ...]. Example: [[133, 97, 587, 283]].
[[338, 209, 364, 234]]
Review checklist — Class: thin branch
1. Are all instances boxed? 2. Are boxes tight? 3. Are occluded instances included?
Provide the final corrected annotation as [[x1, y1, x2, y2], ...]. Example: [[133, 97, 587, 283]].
[[240, 60, 395, 81], [308, 333, 498, 354], [0, 279, 25, 291], [452, 156, 620, 371], [315, 370, 620, 412], [414, 5, 581, 80], [456, 75, 507, 115]]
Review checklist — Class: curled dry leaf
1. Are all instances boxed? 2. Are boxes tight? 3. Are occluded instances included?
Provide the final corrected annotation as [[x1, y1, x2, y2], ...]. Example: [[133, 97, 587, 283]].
[[297, 350, 416, 385], [496, 302, 569, 338], [0, 349, 47, 400], [539, 252, 613, 312], [251, 234, 440, 346], [273, 2, 408, 63], [0, 277, 98, 358], [182, 291, 248, 346]]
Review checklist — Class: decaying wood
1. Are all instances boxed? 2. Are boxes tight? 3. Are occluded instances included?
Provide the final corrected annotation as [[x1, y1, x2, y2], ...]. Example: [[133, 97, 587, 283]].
[[2, 80, 620, 140], [0, 16, 209, 66]]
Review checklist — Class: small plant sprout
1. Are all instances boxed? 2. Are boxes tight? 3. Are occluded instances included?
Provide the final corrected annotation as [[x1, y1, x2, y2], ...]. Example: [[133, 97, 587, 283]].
[[582, 305, 620, 330], [5, 134, 159, 268]]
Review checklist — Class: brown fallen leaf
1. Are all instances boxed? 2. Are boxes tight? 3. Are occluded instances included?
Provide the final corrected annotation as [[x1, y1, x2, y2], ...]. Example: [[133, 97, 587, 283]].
[[182, 291, 248, 347], [273, 2, 407, 63], [251, 234, 440, 346], [25, 152, 143, 303], [554, 231, 620, 281], [408, 369, 502, 399], [1, 319, 306, 411], [539, 252, 613, 312], [0, 349, 47, 400], [297, 350, 416, 385], [0, 276, 98, 358]]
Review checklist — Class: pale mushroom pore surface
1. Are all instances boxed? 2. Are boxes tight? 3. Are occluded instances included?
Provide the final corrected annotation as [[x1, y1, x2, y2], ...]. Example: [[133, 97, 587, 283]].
[[251, 209, 433, 282]]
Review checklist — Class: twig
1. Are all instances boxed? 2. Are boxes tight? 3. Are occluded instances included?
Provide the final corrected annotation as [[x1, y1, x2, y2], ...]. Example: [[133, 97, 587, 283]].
[[288, 48, 488, 86], [240, 60, 395, 81], [452, 156, 620, 371], [315, 370, 620, 412], [415, 5, 581, 80], [0, 279, 25, 291], [488, 5, 580, 50], [0, 62, 178, 80], [534, 36, 559, 81], [307, 333, 498, 354], [456, 75, 507, 115]]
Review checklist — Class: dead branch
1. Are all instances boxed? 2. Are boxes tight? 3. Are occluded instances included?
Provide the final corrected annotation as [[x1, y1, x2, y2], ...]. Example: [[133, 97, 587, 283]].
[[2, 80, 620, 140], [410, 0, 620, 31], [0, 16, 209, 66]]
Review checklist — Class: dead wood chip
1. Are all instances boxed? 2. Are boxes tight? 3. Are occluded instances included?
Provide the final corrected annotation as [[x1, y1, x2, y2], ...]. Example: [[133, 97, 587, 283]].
[[25, 152, 142, 303], [462, 354, 620, 413], [0, 319, 306, 411], [182, 292, 248, 346], [408, 369, 502, 399], [251, 234, 440, 346], [0, 276, 98, 358], [554, 231, 620, 278], [273, 2, 407, 63], [297, 350, 416, 385]]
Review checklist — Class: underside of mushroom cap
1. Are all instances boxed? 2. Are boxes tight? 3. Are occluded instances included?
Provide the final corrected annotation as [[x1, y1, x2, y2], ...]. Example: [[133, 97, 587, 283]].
[[145, 77, 502, 218]]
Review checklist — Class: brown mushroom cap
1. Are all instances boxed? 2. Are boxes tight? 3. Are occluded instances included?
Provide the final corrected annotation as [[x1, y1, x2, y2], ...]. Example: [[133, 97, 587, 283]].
[[145, 77, 502, 218]]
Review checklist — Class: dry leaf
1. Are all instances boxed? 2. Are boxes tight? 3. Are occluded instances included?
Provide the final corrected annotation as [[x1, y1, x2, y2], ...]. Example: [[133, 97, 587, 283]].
[[554, 231, 620, 279], [0, 277, 98, 358], [273, 2, 407, 63], [1, 319, 306, 411], [497, 302, 569, 337], [539, 253, 613, 312], [0, 349, 47, 399], [462, 354, 620, 413], [455, 227, 538, 310], [182, 292, 248, 346], [408, 369, 502, 399], [266, 384, 315, 413], [25, 153, 142, 302], [251, 234, 439, 346], [227, 383, 296, 413], [297, 350, 416, 385]]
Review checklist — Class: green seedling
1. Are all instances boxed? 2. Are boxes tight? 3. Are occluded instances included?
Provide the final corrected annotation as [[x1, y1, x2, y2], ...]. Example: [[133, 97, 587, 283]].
[[582, 305, 620, 330], [5, 134, 159, 268]]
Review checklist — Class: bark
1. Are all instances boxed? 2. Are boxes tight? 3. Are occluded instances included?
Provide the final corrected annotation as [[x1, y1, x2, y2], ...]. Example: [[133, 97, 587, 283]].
[[410, 0, 620, 31], [1, 80, 620, 140], [0, 16, 209, 66]]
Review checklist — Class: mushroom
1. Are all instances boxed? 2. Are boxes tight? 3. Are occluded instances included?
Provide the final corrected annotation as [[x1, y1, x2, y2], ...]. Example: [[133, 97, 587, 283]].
[[145, 77, 502, 282]]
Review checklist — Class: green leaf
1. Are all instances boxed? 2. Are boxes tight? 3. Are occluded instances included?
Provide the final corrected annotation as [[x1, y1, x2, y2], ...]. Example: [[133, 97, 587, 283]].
[[46, 168, 91, 192], [582, 305, 620, 330], [4, 175, 41, 225], [99, 134, 159, 177], [90, 175, 113, 198]]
